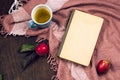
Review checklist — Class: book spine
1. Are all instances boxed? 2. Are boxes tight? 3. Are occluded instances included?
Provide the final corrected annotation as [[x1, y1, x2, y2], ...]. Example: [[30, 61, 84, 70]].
[[57, 10, 75, 57]]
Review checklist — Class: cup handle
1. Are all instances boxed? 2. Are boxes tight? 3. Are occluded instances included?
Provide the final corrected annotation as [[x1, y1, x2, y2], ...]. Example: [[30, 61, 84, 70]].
[[29, 20, 38, 28]]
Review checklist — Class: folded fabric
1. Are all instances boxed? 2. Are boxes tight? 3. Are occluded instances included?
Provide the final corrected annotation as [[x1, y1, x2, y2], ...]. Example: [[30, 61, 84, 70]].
[[1, 0, 120, 80]]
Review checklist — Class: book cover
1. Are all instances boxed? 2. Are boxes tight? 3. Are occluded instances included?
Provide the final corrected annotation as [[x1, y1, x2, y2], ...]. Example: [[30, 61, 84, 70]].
[[58, 10, 104, 66]]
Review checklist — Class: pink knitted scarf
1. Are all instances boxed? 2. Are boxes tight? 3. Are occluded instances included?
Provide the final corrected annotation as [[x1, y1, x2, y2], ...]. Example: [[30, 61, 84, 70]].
[[1, 0, 120, 80]]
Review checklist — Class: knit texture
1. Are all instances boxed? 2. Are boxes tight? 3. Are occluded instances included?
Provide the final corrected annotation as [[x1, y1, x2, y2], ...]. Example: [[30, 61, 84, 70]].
[[1, 0, 120, 80]]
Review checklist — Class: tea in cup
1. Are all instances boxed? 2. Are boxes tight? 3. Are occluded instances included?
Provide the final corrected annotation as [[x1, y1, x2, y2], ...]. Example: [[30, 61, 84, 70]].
[[29, 4, 52, 28]]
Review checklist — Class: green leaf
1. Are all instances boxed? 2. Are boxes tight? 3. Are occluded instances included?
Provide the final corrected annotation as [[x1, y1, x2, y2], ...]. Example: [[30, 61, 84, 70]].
[[20, 43, 35, 52], [0, 74, 2, 80]]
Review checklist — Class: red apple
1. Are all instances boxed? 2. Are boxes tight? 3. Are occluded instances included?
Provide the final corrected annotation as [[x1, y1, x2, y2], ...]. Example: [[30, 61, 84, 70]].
[[97, 60, 111, 75], [35, 42, 49, 56]]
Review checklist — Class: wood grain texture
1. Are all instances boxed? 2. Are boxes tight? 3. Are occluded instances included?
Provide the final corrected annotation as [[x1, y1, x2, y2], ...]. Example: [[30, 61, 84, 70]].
[[0, 0, 55, 80]]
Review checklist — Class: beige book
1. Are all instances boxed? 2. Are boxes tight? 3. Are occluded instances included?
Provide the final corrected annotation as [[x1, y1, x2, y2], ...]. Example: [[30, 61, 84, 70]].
[[58, 10, 104, 66]]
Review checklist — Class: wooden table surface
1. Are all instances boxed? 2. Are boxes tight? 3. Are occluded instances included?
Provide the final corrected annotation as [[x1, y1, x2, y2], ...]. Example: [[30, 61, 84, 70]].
[[0, 0, 55, 80]]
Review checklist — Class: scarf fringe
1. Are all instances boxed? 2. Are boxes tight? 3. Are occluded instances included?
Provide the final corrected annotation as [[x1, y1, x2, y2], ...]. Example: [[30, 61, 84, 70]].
[[51, 75, 59, 80], [0, 15, 9, 38], [47, 54, 58, 72], [47, 54, 60, 80], [8, 0, 29, 14]]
